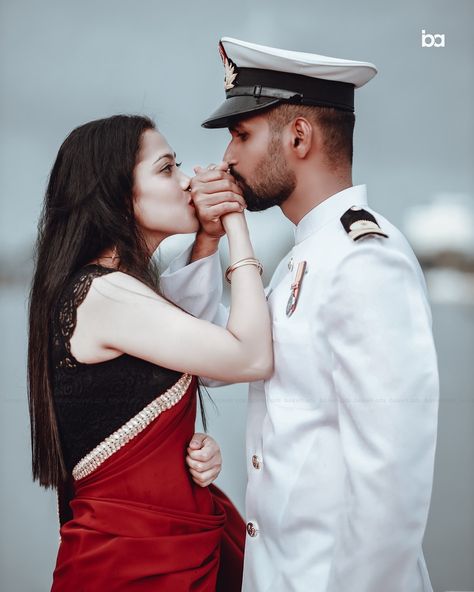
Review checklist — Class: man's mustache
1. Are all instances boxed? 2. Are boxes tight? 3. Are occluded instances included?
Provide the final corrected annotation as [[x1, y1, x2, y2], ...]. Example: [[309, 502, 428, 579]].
[[228, 166, 247, 189], [228, 166, 241, 182]]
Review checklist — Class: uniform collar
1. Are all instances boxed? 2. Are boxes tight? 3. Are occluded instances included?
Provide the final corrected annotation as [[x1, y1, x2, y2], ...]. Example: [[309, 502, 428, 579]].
[[294, 184, 368, 245]]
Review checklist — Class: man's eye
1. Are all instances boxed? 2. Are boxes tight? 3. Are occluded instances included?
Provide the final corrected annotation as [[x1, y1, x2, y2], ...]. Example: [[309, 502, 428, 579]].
[[230, 130, 248, 141]]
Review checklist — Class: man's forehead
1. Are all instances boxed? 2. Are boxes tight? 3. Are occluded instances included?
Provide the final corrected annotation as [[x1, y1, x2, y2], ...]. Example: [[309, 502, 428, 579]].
[[229, 114, 268, 131]]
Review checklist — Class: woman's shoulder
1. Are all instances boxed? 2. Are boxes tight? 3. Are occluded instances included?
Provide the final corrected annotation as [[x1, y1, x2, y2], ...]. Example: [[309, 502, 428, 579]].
[[83, 265, 164, 307]]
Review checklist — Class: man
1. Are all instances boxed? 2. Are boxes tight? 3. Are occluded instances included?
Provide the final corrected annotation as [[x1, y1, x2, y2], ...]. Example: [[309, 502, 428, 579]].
[[161, 37, 439, 591]]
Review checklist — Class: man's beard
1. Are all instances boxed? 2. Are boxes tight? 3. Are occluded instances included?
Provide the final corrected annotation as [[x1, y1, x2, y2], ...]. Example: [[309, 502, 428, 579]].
[[229, 136, 296, 212]]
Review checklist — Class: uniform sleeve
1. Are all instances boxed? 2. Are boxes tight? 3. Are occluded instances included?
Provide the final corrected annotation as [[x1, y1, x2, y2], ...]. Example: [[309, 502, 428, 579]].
[[160, 245, 230, 387], [160, 245, 227, 325], [324, 242, 439, 592]]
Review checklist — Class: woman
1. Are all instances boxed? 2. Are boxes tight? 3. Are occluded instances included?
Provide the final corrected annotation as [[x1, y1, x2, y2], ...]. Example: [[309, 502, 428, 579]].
[[28, 115, 273, 591]]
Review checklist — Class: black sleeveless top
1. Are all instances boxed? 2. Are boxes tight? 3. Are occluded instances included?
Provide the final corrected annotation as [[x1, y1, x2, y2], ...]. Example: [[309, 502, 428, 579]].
[[51, 264, 183, 472]]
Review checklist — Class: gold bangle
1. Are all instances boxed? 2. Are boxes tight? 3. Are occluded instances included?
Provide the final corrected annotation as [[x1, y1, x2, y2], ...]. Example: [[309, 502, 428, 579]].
[[225, 258, 263, 283]]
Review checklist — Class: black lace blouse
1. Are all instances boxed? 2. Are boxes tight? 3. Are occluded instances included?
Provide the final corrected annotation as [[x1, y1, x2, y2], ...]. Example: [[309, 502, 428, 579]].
[[51, 264, 182, 472]]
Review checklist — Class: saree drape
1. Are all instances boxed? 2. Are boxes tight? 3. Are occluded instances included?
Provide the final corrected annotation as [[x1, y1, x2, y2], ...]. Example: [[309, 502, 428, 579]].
[[52, 376, 245, 592]]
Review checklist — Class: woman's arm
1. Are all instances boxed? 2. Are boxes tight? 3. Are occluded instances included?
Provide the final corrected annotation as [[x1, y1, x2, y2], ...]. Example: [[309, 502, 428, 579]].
[[72, 213, 273, 383]]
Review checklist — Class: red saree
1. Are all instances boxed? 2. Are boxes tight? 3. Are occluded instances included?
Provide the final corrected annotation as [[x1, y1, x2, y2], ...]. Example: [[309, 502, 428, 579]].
[[52, 376, 245, 592]]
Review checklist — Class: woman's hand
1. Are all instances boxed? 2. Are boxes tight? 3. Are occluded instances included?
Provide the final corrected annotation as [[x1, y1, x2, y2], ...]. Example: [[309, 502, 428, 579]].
[[190, 162, 245, 240], [186, 433, 222, 487]]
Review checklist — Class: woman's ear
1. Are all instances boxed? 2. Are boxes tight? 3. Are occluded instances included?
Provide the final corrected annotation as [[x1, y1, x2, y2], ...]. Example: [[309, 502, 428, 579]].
[[290, 117, 312, 158]]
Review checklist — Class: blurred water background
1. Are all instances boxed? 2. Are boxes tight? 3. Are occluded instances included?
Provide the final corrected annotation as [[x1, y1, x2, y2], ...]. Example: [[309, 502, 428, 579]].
[[1, 1, 473, 590]]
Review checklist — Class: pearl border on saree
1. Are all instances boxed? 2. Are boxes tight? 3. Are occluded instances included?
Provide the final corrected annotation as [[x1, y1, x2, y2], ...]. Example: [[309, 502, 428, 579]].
[[72, 373, 193, 481]]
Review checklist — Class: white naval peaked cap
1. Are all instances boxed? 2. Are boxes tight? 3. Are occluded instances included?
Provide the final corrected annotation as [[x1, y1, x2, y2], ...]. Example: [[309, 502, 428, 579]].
[[202, 37, 378, 128]]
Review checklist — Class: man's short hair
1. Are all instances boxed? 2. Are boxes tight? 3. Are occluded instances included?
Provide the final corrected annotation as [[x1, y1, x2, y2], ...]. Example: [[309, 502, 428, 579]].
[[266, 104, 355, 169]]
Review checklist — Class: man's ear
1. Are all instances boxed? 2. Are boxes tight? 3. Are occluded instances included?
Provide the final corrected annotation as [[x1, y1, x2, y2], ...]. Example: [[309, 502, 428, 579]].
[[290, 117, 313, 158]]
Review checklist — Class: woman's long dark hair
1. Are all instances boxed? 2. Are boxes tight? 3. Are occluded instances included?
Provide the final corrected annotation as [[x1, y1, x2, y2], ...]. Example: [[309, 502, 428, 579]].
[[28, 114, 183, 489]]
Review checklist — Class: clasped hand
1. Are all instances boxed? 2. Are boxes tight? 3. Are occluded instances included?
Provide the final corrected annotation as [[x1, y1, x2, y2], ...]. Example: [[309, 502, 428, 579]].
[[190, 162, 246, 239]]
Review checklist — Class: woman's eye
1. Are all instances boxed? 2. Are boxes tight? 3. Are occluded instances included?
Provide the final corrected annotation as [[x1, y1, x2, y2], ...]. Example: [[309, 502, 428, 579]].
[[238, 132, 249, 141], [161, 162, 181, 174]]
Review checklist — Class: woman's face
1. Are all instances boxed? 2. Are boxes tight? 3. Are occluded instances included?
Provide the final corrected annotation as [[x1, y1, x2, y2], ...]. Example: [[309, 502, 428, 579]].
[[133, 129, 198, 250]]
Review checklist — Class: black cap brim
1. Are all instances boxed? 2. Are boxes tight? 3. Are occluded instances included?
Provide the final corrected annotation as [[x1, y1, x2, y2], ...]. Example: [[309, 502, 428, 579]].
[[202, 95, 281, 129]]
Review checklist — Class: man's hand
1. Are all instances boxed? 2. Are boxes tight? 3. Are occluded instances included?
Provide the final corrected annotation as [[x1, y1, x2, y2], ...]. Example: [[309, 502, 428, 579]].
[[190, 162, 245, 241], [186, 433, 222, 487]]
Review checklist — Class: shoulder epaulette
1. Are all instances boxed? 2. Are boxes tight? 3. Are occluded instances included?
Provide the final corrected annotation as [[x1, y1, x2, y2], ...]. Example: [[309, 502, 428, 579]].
[[340, 206, 389, 241]]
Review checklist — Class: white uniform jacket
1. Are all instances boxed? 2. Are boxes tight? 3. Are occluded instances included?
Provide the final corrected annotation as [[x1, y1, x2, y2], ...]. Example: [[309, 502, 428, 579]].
[[161, 185, 439, 592]]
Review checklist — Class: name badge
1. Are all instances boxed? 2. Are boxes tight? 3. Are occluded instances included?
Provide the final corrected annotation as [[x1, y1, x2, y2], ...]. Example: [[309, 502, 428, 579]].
[[286, 261, 307, 317]]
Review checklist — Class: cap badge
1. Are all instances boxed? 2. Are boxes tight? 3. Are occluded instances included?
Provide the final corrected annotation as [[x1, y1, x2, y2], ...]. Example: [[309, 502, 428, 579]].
[[224, 58, 238, 90], [219, 41, 238, 90]]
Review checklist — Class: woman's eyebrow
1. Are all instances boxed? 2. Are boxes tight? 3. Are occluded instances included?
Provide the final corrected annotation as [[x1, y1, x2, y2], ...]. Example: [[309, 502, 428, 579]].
[[153, 151, 176, 165]]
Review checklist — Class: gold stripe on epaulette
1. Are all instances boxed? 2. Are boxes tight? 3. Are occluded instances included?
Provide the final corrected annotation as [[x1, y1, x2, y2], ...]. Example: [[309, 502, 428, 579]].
[[349, 220, 388, 241]]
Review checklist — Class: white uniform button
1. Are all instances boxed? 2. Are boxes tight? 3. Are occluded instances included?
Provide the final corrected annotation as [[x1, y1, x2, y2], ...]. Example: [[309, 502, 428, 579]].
[[246, 521, 259, 537], [252, 455, 262, 469], [288, 257, 294, 271]]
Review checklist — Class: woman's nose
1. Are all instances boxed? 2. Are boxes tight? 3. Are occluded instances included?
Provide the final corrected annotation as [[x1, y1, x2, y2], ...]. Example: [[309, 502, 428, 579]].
[[179, 169, 191, 191]]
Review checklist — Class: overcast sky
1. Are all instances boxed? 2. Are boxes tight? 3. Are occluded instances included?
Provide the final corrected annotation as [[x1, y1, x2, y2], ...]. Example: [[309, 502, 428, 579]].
[[1, 0, 473, 257]]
